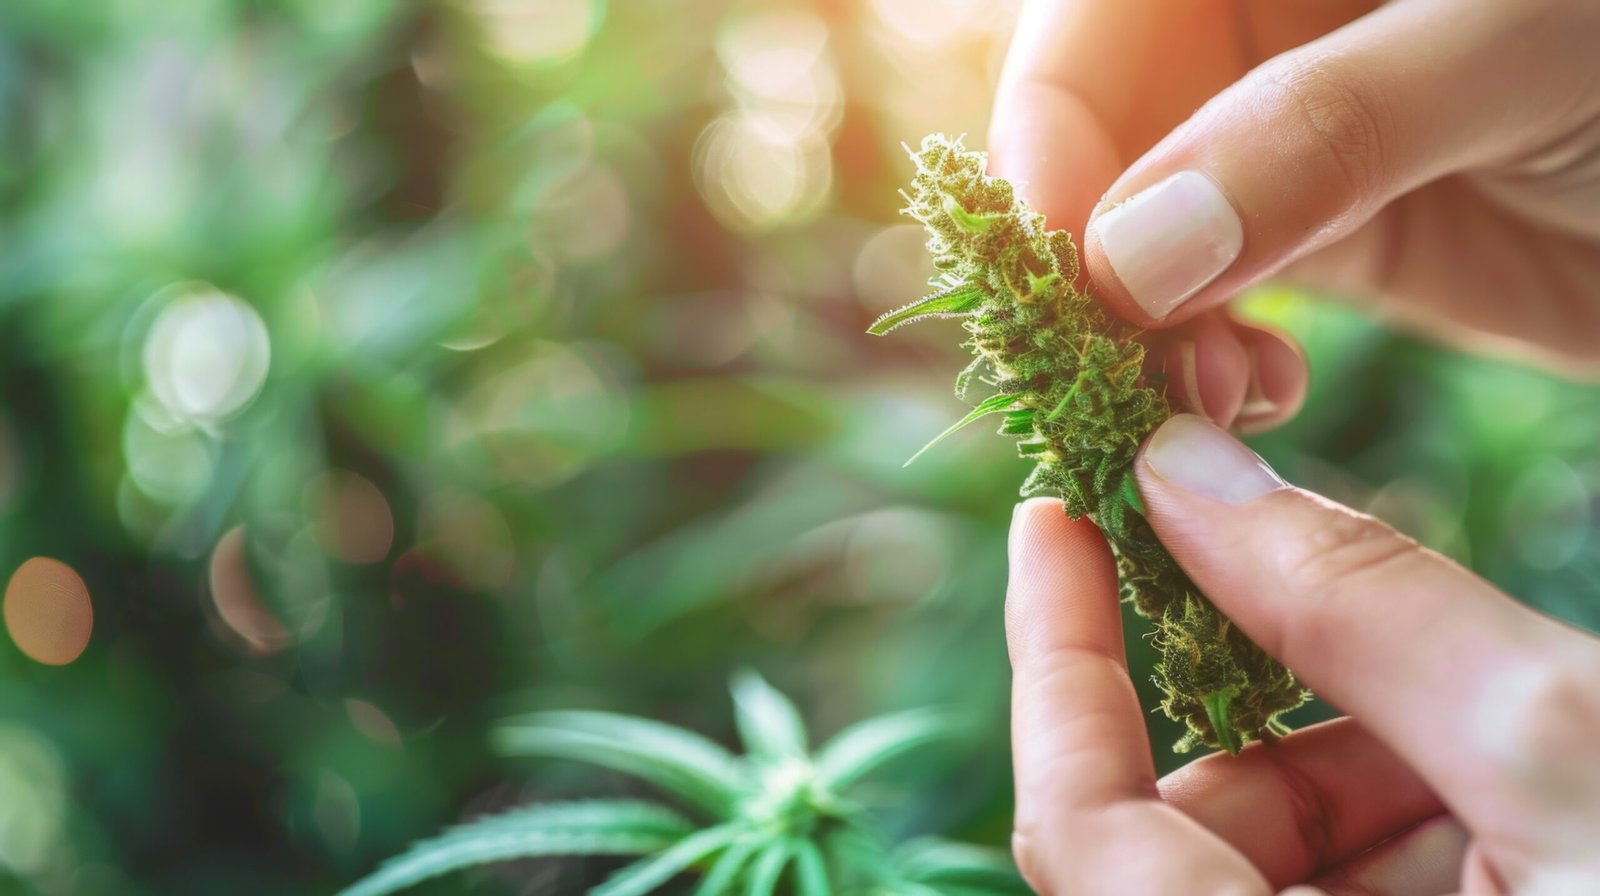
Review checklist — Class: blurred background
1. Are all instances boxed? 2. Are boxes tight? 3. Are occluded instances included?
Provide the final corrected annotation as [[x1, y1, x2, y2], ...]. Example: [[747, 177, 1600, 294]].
[[1, 0, 1599, 893]]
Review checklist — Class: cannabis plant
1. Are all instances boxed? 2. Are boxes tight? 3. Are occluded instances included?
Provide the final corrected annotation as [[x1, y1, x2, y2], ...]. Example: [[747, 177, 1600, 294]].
[[870, 135, 1307, 753], [342, 672, 1028, 895]]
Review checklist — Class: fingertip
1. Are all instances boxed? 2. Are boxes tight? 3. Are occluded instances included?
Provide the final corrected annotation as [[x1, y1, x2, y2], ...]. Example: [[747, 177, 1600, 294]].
[[1004, 498, 1120, 664], [987, 82, 1121, 238], [1158, 313, 1250, 427], [1008, 496, 1099, 572], [1232, 323, 1308, 435], [1008, 496, 1065, 554]]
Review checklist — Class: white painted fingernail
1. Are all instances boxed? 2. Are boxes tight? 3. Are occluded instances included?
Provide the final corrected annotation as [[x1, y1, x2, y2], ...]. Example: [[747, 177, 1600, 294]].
[[1144, 414, 1285, 504], [1091, 171, 1243, 319]]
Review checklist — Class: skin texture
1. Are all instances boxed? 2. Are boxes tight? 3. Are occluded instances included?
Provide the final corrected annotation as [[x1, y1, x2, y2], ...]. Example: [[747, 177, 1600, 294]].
[[992, 0, 1600, 892], [1008, 485, 1600, 895]]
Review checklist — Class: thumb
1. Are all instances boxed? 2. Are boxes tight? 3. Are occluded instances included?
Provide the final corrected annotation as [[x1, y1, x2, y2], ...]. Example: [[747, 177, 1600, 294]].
[[1133, 415, 1600, 814], [1084, 0, 1586, 325]]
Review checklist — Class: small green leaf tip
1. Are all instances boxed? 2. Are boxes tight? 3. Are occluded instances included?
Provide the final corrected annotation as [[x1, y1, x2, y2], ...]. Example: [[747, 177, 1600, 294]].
[[874, 134, 1309, 753], [1202, 688, 1243, 756]]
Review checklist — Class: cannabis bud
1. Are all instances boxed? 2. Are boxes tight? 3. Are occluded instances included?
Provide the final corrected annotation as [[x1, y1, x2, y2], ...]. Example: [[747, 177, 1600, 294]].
[[871, 134, 1307, 753]]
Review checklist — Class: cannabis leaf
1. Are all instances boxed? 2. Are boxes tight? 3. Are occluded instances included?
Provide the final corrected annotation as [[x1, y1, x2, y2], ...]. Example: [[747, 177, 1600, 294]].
[[339, 801, 695, 896], [341, 672, 1024, 895]]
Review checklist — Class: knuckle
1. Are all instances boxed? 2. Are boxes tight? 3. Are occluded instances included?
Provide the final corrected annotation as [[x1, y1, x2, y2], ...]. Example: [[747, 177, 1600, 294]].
[[1260, 58, 1393, 204], [1486, 661, 1600, 770], [1268, 757, 1340, 870], [1272, 508, 1418, 654], [1279, 508, 1417, 599]]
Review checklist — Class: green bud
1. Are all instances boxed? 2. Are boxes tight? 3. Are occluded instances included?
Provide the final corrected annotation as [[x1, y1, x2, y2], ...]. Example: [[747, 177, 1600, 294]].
[[870, 134, 1309, 753]]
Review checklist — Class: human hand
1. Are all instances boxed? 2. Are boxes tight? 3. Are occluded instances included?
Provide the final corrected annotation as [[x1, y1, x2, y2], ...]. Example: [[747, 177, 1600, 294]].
[[989, 0, 1600, 430], [1005, 414, 1600, 895]]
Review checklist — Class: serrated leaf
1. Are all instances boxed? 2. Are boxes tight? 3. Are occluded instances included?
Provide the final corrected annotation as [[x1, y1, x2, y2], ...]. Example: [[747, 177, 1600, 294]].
[[892, 838, 1029, 893], [903, 393, 1020, 468], [338, 801, 693, 896], [743, 841, 794, 896], [692, 835, 762, 896], [792, 839, 832, 896], [866, 284, 985, 336], [495, 711, 747, 815], [814, 709, 952, 791], [590, 823, 744, 896], [730, 670, 808, 761]]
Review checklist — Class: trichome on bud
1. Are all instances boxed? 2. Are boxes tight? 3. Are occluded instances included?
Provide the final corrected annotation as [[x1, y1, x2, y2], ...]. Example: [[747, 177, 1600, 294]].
[[871, 134, 1307, 754]]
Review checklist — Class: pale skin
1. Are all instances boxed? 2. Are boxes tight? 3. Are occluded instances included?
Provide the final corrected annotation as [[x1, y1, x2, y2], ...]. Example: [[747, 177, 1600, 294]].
[[990, 0, 1600, 893]]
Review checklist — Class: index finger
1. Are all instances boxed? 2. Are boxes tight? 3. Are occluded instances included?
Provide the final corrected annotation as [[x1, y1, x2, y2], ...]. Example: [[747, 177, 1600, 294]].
[[987, 0, 1226, 233], [1006, 498, 1150, 809], [1006, 498, 1266, 894]]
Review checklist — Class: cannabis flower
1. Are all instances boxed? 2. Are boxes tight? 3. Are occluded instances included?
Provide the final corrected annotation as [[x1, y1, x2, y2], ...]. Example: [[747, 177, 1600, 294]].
[[870, 135, 1307, 753]]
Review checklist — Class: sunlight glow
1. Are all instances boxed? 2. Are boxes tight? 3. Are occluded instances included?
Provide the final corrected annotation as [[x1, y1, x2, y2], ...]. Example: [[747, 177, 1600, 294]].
[[474, 0, 602, 65]]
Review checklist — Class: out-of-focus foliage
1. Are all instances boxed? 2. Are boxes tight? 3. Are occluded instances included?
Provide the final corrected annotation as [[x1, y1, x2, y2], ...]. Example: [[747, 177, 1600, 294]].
[[0, 0, 1595, 894], [343, 673, 1024, 896]]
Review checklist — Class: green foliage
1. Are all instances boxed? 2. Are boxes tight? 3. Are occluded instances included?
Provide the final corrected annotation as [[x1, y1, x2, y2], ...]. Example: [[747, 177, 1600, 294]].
[[6, 2, 1599, 892], [339, 802, 695, 896], [341, 673, 1024, 895], [872, 135, 1308, 753]]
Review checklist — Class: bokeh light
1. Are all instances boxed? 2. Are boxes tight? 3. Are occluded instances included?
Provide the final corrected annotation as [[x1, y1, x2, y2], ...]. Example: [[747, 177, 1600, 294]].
[[694, 114, 834, 232], [866, 0, 999, 48], [414, 488, 515, 591], [472, 0, 603, 65], [445, 341, 629, 488], [208, 526, 293, 655], [694, 7, 840, 232], [306, 471, 395, 565], [345, 699, 403, 746], [0, 726, 68, 875], [3, 558, 93, 666], [853, 224, 939, 315], [142, 284, 271, 425], [1507, 456, 1592, 570], [715, 8, 841, 138], [529, 162, 632, 263], [122, 395, 217, 504]]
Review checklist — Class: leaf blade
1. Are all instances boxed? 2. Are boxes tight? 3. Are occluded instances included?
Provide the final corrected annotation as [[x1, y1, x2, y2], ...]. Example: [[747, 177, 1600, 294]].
[[692, 836, 761, 896], [814, 709, 952, 791], [590, 823, 745, 896], [892, 838, 1029, 892], [903, 393, 1020, 468], [730, 670, 809, 761], [494, 711, 747, 815], [742, 840, 794, 896], [792, 839, 832, 896], [866, 284, 986, 336], [339, 801, 692, 896]]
